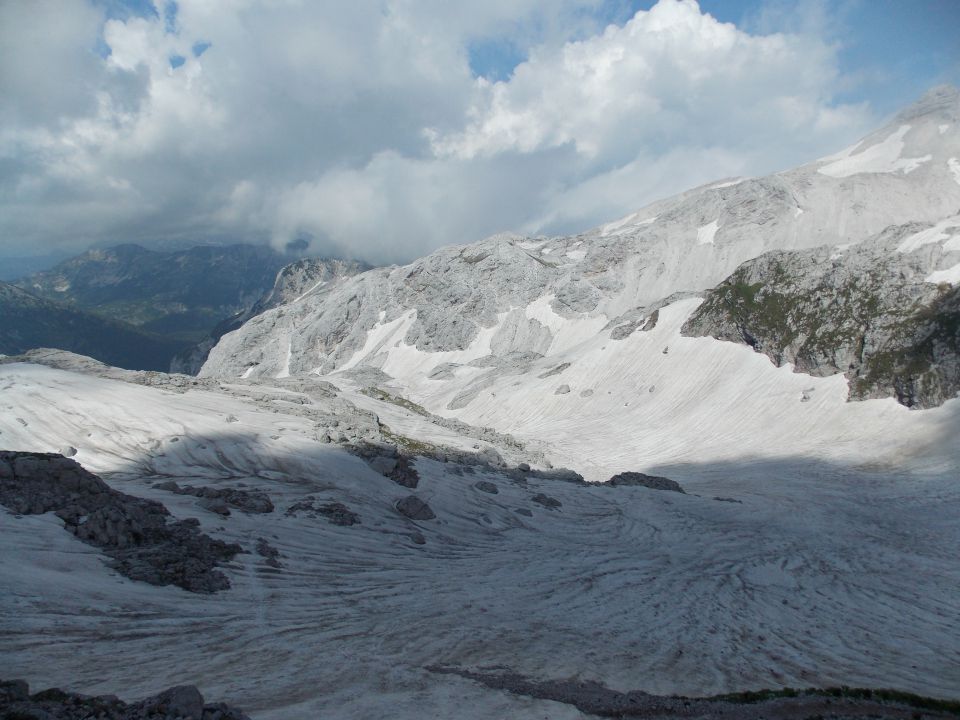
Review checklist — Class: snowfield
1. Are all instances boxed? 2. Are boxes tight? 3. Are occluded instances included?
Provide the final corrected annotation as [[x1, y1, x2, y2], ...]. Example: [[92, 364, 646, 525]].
[[3, 336, 960, 718], [4, 87, 960, 717]]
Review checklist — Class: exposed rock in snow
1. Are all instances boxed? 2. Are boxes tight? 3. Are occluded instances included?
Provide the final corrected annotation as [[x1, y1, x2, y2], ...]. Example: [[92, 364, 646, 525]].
[[605, 471, 685, 493], [0, 679, 251, 720], [0, 451, 241, 592], [683, 222, 960, 408]]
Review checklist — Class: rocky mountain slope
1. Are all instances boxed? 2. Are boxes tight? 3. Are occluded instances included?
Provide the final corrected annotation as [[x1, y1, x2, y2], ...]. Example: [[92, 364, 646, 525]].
[[202, 86, 960, 392], [0, 281, 188, 370], [170, 257, 368, 375], [683, 219, 960, 408]]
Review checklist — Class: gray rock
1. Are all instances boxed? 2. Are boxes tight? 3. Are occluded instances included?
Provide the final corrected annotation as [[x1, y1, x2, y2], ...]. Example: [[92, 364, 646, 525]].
[[0, 452, 241, 593], [369, 456, 398, 475], [605, 471, 685, 493], [474, 480, 499, 494], [531, 493, 562, 509], [285, 497, 360, 526], [395, 495, 436, 521], [58, 445, 77, 458], [198, 496, 231, 516], [515, 508, 533, 517], [146, 685, 205, 719], [554, 384, 571, 395]]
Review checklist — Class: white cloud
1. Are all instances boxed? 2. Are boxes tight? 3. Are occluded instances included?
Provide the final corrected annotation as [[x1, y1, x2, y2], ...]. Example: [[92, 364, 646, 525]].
[[0, 0, 877, 264]]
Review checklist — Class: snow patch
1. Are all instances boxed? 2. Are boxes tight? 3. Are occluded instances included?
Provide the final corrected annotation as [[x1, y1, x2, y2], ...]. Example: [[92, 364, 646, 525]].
[[565, 249, 587, 261], [292, 279, 328, 304], [697, 220, 719, 245], [925, 263, 960, 286], [709, 177, 747, 189], [940, 124, 950, 135], [818, 125, 930, 177], [599, 213, 656, 237], [794, 207, 804, 217], [896, 216, 960, 253]]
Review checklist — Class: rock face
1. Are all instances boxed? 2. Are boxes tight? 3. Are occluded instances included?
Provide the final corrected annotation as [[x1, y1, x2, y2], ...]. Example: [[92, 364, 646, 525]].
[[605, 472, 685, 493], [0, 452, 241, 592], [200, 88, 960, 384], [0, 679, 251, 720], [682, 221, 960, 408], [171, 256, 368, 374]]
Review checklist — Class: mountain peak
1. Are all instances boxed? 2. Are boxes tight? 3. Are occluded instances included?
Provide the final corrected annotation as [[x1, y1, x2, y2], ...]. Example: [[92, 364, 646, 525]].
[[894, 84, 960, 123]]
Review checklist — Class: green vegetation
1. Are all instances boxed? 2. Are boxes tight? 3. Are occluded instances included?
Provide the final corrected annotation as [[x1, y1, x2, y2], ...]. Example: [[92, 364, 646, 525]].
[[378, 424, 440, 457], [361, 386, 432, 416]]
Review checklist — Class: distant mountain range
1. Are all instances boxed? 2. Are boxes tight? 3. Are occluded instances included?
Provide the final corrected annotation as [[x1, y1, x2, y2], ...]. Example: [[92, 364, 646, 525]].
[[0, 281, 187, 371], [4, 243, 367, 371]]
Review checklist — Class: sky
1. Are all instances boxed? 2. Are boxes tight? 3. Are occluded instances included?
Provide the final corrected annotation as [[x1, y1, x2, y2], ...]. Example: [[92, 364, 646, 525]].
[[1, 0, 958, 266]]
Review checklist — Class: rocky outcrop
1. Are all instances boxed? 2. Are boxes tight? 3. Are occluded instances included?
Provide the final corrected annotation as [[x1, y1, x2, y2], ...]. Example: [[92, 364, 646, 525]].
[[0, 679, 251, 719], [153, 480, 275, 515], [605, 471, 685, 493], [171, 256, 368, 374], [683, 222, 960, 408], [395, 495, 436, 521], [284, 497, 360, 526], [0, 452, 241, 592]]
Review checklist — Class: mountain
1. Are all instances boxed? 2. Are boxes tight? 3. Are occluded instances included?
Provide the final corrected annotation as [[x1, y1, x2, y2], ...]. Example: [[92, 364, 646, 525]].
[[0, 281, 189, 370], [3, 88, 960, 717], [168, 257, 369, 374], [14, 243, 295, 344]]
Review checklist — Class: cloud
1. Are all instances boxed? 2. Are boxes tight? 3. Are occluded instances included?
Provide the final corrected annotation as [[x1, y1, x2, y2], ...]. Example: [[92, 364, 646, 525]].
[[0, 0, 877, 264]]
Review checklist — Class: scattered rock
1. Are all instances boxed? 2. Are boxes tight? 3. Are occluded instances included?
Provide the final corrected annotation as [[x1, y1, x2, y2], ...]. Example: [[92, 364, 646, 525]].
[[531, 493, 562, 509], [198, 496, 231, 516], [156, 481, 274, 514], [285, 497, 360, 526], [255, 537, 283, 568], [409, 531, 426, 545], [474, 480, 499, 494], [0, 679, 251, 720], [515, 508, 533, 517], [517, 462, 530, 472], [579, 389, 594, 397], [605, 471, 685, 493], [538, 362, 571, 379], [554, 384, 571, 395], [59, 445, 77, 457], [395, 495, 436, 521], [0, 452, 241, 593]]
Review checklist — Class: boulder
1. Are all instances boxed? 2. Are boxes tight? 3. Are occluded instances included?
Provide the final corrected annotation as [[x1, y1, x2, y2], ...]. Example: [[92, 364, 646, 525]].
[[396, 495, 436, 521], [605, 471, 685, 493]]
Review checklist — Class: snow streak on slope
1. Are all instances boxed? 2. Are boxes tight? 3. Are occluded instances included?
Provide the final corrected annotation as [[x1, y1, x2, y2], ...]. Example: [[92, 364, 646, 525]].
[[818, 125, 931, 177]]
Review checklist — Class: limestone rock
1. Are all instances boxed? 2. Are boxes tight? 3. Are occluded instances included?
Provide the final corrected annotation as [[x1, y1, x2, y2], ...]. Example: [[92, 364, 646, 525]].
[[395, 495, 436, 521]]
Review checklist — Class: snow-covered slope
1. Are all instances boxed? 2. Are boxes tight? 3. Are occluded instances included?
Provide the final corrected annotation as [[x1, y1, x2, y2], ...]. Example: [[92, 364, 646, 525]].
[[2, 358, 959, 718]]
